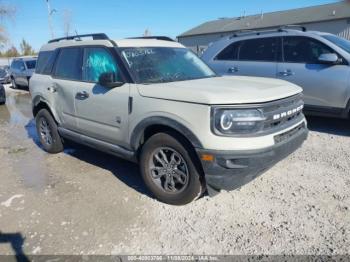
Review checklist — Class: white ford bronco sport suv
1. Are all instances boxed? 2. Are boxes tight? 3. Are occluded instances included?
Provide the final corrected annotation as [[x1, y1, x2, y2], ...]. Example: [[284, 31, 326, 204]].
[[30, 33, 308, 205]]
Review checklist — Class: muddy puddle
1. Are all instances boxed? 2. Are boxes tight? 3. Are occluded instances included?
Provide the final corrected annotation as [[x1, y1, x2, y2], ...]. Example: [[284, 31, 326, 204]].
[[0, 88, 49, 190]]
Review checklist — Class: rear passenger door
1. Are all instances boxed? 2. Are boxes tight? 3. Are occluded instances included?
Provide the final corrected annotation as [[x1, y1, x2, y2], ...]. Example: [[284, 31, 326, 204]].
[[215, 37, 280, 78], [51, 47, 83, 131], [74, 46, 130, 147]]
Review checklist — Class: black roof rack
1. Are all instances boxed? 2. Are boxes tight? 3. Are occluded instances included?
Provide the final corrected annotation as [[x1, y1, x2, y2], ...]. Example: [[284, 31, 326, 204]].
[[48, 33, 110, 43], [127, 36, 175, 42]]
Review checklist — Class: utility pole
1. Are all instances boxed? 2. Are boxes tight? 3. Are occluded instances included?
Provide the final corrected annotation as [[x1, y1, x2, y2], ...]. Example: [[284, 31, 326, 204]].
[[45, 0, 56, 39]]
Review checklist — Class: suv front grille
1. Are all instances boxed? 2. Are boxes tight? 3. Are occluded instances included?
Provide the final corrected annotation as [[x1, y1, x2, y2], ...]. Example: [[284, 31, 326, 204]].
[[259, 94, 304, 135]]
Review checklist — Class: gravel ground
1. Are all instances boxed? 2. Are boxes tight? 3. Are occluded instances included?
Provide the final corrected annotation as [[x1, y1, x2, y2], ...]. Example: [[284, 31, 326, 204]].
[[0, 85, 349, 256]]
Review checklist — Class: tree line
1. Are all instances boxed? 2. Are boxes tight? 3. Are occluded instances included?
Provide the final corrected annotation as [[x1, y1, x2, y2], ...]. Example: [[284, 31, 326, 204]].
[[0, 39, 36, 58]]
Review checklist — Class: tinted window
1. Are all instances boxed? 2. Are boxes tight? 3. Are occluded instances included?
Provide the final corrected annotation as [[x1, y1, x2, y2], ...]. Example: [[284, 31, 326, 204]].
[[83, 47, 120, 82], [54, 48, 82, 80], [239, 37, 279, 62], [283, 36, 335, 64], [37, 51, 57, 75], [25, 60, 36, 69], [216, 42, 240, 61]]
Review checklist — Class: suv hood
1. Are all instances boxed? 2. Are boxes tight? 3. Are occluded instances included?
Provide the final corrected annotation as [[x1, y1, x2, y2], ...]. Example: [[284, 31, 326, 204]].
[[137, 76, 302, 105]]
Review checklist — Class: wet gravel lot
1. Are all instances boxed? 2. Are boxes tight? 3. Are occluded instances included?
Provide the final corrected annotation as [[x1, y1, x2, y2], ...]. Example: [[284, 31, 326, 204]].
[[0, 85, 349, 256]]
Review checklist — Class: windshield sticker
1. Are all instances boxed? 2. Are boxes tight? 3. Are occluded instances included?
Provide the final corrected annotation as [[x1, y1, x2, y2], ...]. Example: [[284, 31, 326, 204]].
[[123, 49, 156, 59]]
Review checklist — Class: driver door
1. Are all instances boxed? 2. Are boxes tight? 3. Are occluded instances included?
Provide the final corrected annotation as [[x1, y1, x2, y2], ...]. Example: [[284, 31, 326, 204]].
[[278, 36, 349, 110], [74, 47, 130, 147]]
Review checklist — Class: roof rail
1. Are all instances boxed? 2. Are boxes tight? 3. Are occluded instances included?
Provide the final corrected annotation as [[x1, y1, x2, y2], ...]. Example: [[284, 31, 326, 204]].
[[127, 36, 175, 42], [279, 25, 307, 32], [230, 25, 307, 39], [48, 33, 110, 43]]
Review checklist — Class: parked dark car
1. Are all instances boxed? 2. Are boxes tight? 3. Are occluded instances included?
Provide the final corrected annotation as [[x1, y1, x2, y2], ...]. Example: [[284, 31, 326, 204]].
[[0, 84, 5, 105], [0, 66, 11, 84]]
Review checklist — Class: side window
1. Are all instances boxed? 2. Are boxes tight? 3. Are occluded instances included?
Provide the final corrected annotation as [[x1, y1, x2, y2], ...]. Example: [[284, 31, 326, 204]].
[[215, 42, 240, 61], [283, 36, 335, 64], [10, 61, 16, 70], [54, 48, 82, 80], [18, 61, 25, 70], [239, 37, 279, 62], [36, 51, 53, 74], [82, 47, 120, 82]]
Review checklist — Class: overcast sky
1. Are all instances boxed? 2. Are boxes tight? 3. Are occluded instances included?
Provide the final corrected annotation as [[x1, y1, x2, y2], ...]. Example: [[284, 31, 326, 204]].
[[3, 0, 340, 51]]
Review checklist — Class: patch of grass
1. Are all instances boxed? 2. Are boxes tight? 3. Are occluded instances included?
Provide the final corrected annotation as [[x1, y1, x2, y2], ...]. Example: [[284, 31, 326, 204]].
[[8, 147, 27, 154]]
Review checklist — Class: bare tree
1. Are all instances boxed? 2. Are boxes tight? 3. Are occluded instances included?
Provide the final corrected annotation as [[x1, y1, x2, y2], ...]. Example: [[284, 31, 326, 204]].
[[63, 9, 72, 37], [143, 28, 151, 37], [0, 2, 16, 46], [45, 0, 57, 39]]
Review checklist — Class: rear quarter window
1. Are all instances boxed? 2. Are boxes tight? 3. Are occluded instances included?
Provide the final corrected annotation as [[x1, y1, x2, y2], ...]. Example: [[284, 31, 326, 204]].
[[36, 51, 56, 75]]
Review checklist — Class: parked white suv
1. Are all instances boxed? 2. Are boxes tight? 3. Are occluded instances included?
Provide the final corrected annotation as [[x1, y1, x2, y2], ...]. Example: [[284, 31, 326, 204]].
[[30, 34, 308, 205], [202, 27, 350, 119]]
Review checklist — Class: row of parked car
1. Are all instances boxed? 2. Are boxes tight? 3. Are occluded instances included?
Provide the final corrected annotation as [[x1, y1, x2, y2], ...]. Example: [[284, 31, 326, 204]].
[[201, 27, 350, 119], [0, 56, 37, 104], [2, 28, 350, 205]]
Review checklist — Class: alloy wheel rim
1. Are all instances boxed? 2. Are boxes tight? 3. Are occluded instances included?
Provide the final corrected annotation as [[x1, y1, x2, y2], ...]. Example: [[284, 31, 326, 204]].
[[149, 147, 189, 194], [39, 118, 53, 146]]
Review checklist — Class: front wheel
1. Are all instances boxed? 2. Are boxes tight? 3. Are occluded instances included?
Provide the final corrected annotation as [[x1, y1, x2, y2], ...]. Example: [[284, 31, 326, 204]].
[[35, 109, 64, 154], [140, 132, 204, 205]]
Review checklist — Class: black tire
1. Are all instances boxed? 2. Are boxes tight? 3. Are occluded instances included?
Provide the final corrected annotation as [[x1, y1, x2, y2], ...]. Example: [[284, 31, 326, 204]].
[[140, 132, 204, 205], [11, 78, 17, 89], [35, 109, 64, 154], [0, 85, 5, 105]]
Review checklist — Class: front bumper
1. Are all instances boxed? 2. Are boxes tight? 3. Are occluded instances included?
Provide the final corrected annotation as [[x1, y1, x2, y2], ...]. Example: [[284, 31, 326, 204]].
[[196, 122, 308, 195]]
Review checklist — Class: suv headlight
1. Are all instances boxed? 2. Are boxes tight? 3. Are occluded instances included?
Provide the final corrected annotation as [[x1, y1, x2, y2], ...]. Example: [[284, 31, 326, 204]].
[[213, 108, 266, 135]]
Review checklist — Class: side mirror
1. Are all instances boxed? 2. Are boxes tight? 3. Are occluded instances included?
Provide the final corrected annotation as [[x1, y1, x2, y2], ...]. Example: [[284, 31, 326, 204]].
[[20, 66, 25, 71], [98, 72, 124, 88], [318, 53, 339, 65]]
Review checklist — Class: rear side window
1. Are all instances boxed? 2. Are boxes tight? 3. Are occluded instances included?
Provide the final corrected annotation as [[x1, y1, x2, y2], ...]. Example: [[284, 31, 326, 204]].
[[54, 48, 82, 80], [239, 37, 279, 62], [215, 42, 240, 61], [36, 52, 54, 74], [283, 36, 335, 64], [25, 60, 36, 69]]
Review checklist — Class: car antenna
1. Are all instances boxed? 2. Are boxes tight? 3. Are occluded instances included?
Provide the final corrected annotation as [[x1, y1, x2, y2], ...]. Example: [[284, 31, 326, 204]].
[[75, 30, 82, 41]]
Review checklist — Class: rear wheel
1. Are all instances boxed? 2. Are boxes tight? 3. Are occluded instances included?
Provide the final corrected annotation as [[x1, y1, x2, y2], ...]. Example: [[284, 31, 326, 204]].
[[140, 132, 204, 205], [35, 109, 64, 154]]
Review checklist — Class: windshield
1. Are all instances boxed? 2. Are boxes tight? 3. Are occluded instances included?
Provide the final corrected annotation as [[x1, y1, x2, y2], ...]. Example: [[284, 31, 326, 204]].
[[120, 47, 216, 84], [25, 60, 37, 69], [323, 35, 350, 54]]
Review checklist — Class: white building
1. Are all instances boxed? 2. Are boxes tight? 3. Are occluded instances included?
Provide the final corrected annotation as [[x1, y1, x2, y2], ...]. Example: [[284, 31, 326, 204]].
[[178, 2, 350, 53]]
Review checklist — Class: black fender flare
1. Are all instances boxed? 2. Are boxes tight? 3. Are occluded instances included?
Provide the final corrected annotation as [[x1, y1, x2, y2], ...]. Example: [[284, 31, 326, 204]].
[[130, 116, 203, 151]]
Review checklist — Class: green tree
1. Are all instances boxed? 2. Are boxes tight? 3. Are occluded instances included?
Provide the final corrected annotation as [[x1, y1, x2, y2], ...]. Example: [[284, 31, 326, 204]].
[[4, 46, 19, 57], [20, 39, 35, 56]]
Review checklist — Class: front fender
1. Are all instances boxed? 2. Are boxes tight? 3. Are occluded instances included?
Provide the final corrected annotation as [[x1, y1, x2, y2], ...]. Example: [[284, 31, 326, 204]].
[[130, 116, 203, 151], [32, 95, 61, 123]]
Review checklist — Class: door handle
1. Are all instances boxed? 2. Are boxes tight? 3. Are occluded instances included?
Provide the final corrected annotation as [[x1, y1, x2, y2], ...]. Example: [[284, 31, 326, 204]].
[[75, 91, 90, 100], [228, 67, 239, 73], [279, 70, 295, 77], [47, 86, 57, 93]]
